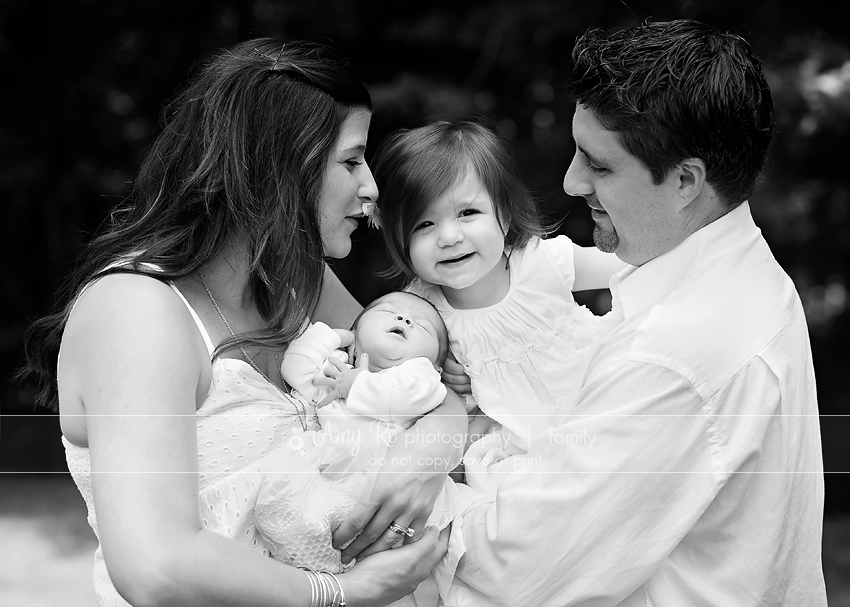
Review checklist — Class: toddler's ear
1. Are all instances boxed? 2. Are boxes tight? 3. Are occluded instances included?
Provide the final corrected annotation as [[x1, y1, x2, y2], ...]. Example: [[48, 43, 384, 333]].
[[434, 363, 443, 374]]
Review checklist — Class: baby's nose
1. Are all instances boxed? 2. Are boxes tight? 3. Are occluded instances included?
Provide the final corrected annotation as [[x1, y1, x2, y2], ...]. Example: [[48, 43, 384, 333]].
[[396, 314, 412, 325]]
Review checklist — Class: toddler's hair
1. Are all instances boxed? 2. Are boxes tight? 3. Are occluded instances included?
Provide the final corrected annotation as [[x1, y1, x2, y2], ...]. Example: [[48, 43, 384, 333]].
[[372, 116, 546, 282], [351, 291, 450, 368]]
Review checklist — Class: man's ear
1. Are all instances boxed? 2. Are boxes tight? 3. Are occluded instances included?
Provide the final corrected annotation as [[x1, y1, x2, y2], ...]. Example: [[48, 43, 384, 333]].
[[676, 158, 707, 209]]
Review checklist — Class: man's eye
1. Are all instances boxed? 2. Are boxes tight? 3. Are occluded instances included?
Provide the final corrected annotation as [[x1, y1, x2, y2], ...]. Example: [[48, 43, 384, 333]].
[[584, 157, 608, 174]]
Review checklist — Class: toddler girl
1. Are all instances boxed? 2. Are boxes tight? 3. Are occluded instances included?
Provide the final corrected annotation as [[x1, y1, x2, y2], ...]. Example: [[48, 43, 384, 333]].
[[371, 117, 626, 491]]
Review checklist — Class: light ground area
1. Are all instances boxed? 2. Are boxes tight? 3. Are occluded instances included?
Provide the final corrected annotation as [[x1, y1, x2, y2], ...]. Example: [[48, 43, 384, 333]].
[[1, 475, 849, 606]]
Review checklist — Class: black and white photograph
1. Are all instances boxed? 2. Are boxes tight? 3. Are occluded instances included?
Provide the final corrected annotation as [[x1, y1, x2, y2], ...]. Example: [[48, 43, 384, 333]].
[[1, 1, 848, 605]]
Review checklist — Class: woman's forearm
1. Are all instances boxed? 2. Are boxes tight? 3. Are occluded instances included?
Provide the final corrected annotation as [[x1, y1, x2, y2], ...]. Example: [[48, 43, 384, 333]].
[[113, 528, 311, 607]]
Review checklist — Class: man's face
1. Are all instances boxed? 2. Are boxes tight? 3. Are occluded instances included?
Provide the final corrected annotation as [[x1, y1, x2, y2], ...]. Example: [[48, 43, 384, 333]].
[[563, 105, 683, 266]]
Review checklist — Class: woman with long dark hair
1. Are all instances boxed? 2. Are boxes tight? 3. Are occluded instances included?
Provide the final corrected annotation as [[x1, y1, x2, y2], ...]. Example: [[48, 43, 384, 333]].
[[18, 38, 464, 607]]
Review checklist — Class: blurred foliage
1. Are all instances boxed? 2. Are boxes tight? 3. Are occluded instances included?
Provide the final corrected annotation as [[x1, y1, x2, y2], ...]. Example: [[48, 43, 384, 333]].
[[1, 0, 849, 507]]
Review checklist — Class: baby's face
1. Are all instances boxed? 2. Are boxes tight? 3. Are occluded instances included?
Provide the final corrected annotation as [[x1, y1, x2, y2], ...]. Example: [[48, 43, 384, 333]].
[[352, 292, 443, 371]]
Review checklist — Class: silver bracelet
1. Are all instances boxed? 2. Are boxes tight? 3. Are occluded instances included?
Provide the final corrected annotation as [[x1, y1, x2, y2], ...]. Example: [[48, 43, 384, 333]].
[[326, 572, 347, 607], [303, 569, 319, 607], [302, 568, 346, 607]]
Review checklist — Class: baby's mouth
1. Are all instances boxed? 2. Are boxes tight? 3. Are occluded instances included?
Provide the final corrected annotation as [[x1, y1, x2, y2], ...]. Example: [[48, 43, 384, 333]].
[[388, 325, 407, 339]]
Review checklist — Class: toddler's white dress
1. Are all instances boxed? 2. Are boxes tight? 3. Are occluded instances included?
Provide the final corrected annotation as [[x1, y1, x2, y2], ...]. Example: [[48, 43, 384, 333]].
[[408, 236, 610, 490]]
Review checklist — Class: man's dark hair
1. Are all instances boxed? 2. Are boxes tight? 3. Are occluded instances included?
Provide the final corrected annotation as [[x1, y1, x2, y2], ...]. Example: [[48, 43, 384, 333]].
[[569, 19, 775, 207]]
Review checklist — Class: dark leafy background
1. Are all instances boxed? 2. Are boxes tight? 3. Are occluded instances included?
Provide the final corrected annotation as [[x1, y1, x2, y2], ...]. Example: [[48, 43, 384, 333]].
[[1, 0, 848, 517]]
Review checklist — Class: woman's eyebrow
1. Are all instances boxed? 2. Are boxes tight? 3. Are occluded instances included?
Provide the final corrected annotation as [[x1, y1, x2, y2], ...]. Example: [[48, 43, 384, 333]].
[[339, 144, 366, 155]]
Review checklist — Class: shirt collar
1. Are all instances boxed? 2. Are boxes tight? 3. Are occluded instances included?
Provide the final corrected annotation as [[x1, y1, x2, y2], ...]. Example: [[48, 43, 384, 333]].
[[609, 202, 762, 321]]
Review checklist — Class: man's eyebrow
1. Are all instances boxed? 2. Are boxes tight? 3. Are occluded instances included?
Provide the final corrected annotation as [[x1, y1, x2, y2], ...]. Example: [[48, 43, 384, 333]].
[[577, 143, 606, 167]]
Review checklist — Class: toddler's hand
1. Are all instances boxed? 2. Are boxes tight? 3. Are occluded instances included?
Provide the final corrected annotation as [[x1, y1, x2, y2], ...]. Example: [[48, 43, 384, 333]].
[[441, 353, 471, 395]]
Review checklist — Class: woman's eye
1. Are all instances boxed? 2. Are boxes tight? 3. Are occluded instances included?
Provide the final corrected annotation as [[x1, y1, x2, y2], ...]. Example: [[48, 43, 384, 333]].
[[345, 159, 363, 169]]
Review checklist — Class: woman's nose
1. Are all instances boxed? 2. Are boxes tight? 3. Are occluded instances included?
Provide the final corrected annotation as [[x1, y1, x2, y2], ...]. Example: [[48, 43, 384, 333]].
[[359, 162, 379, 202]]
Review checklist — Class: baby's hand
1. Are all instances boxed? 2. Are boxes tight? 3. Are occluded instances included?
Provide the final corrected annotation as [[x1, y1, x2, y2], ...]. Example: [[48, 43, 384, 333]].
[[313, 354, 370, 408]]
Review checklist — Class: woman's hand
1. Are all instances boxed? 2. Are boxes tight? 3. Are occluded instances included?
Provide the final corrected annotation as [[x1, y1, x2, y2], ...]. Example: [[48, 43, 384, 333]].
[[332, 391, 467, 562], [441, 353, 471, 396], [339, 526, 449, 607]]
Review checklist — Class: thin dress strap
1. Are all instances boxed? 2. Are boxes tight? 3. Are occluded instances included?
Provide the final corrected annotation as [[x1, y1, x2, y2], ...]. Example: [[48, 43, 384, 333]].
[[169, 283, 215, 356], [70, 259, 215, 356]]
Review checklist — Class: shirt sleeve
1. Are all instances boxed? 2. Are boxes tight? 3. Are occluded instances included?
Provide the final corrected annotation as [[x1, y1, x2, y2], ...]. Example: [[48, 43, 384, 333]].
[[538, 235, 577, 292], [454, 357, 781, 606], [279, 322, 340, 403], [345, 358, 448, 428]]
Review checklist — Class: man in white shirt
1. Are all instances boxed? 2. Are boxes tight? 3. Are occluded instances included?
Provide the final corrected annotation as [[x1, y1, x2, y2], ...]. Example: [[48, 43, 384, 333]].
[[449, 19, 827, 606]]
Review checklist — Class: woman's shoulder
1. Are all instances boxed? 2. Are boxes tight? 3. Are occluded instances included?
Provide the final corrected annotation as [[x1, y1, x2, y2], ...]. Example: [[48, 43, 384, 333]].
[[59, 272, 212, 434], [72, 272, 184, 322], [63, 273, 208, 364]]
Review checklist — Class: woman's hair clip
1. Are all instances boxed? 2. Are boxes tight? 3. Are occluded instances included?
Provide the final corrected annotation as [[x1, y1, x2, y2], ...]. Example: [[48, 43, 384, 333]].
[[252, 44, 287, 71], [271, 43, 286, 70], [362, 202, 381, 230]]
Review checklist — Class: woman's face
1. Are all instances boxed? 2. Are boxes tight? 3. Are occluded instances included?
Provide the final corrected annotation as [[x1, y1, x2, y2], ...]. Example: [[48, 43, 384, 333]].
[[318, 108, 378, 259]]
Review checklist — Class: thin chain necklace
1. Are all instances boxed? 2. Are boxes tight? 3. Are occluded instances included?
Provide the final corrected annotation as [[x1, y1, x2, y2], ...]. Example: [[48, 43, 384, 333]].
[[198, 273, 307, 431]]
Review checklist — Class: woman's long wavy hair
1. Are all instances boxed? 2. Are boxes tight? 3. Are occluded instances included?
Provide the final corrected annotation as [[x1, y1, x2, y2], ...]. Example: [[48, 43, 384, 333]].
[[19, 38, 372, 411]]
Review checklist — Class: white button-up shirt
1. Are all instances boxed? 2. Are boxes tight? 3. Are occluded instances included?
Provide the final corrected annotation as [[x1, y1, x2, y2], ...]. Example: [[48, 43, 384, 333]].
[[452, 202, 826, 606]]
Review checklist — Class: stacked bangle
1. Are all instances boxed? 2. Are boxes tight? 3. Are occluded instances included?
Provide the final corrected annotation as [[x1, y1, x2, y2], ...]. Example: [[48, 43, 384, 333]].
[[302, 569, 346, 607]]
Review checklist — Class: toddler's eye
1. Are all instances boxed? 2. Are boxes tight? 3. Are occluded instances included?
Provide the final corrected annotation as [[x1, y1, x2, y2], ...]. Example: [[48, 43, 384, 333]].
[[459, 208, 480, 217], [414, 220, 434, 231]]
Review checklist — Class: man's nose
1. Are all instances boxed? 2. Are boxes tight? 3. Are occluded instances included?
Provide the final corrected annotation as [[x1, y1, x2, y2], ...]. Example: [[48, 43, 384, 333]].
[[563, 153, 592, 197]]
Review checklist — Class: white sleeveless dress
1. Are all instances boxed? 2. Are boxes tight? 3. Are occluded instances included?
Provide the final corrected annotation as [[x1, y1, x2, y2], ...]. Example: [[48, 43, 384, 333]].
[[63, 281, 412, 605]]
